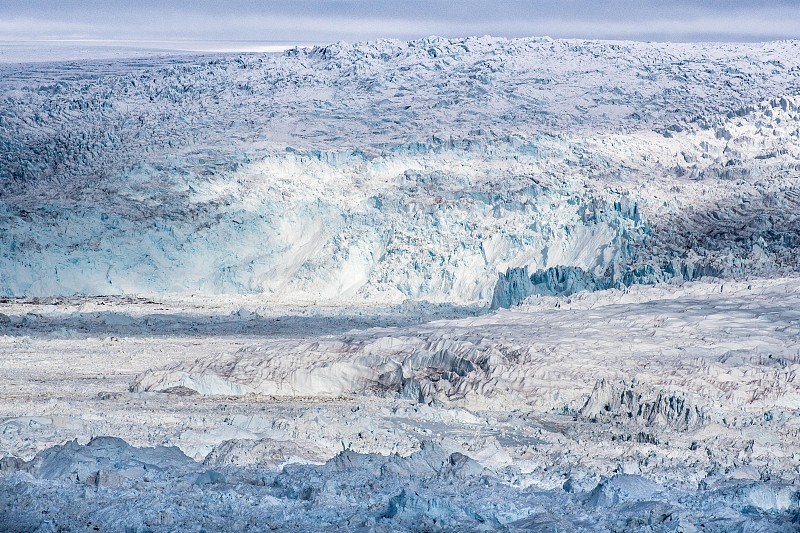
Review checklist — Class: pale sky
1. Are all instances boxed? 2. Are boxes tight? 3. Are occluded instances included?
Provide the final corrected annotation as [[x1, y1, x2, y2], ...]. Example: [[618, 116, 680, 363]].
[[1, 1, 799, 43]]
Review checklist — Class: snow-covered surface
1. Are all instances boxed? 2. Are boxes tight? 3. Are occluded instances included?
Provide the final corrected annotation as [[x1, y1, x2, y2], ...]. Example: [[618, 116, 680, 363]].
[[132, 279, 800, 415], [2, 36, 800, 531]]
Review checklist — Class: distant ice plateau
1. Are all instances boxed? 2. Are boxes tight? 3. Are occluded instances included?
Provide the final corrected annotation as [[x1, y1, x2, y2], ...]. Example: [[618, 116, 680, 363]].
[[2, 36, 800, 532]]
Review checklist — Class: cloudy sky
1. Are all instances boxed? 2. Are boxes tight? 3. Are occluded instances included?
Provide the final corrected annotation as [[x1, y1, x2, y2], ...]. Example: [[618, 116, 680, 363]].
[[1, 0, 798, 43]]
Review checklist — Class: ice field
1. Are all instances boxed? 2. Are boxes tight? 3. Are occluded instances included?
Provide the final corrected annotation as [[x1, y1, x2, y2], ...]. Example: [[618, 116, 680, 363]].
[[1, 37, 800, 531]]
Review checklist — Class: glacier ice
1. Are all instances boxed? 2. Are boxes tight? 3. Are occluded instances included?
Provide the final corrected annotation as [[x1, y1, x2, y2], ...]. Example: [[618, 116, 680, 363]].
[[2, 432, 798, 532], [2, 35, 800, 532], [2, 37, 800, 304]]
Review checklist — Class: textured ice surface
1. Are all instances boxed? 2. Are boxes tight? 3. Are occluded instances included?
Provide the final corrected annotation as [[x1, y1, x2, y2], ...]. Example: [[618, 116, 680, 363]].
[[3, 36, 800, 531], [2, 280, 800, 531], [2, 37, 800, 303], [132, 279, 800, 418], [3, 435, 797, 532]]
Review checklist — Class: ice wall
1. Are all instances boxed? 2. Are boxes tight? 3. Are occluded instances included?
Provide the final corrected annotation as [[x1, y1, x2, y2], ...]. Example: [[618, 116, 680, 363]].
[[0, 148, 641, 304]]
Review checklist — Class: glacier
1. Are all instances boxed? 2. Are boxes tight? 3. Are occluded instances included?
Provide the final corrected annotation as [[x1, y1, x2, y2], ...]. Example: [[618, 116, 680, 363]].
[[2, 37, 800, 303], [2, 36, 800, 532]]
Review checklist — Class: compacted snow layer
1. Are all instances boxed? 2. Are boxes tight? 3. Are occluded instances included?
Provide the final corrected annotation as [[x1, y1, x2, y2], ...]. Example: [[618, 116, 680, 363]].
[[1, 280, 800, 531]]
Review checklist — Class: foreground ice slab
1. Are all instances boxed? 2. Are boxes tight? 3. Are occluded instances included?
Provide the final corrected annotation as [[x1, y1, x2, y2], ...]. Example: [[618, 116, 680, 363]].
[[1, 280, 799, 531], [2, 435, 796, 532]]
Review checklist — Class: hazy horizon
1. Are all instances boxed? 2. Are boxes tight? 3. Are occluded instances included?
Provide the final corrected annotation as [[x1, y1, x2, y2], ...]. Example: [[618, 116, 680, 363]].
[[1, 1, 799, 44]]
